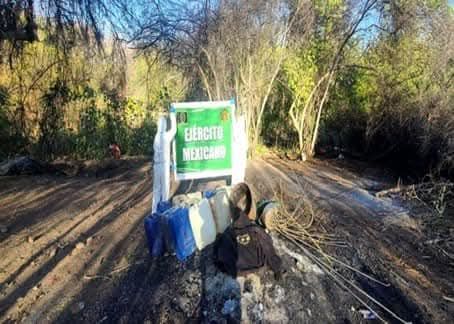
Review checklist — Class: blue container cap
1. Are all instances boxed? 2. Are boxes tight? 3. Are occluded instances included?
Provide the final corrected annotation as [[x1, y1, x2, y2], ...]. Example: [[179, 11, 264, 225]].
[[203, 190, 216, 199]]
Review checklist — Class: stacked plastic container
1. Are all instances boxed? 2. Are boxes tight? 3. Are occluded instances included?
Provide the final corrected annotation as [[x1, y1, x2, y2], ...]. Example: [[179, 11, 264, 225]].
[[210, 188, 232, 234], [144, 201, 169, 257], [144, 187, 233, 261], [189, 198, 216, 250]]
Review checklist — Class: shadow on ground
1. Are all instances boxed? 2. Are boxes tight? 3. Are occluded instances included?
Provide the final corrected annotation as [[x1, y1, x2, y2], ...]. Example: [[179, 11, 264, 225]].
[[1, 157, 452, 322]]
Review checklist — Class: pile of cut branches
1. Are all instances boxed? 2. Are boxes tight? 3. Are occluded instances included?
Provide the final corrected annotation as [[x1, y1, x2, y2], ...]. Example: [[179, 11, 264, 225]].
[[377, 176, 454, 269], [267, 181, 412, 324], [376, 176, 453, 216], [404, 179, 453, 216]]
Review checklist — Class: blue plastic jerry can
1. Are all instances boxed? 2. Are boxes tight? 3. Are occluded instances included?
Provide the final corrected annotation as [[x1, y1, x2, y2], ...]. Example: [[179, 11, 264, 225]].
[[144, 213, 164, 257], [161, 207, 176, 252], [166, 207, 196, 261]]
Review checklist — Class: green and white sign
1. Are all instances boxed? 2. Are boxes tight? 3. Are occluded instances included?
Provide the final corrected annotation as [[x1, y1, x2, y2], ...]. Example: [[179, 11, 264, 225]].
[[171, 100, 234, 180]]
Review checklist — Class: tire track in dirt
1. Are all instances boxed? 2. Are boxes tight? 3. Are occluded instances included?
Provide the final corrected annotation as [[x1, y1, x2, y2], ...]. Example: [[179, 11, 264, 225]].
[[0, 181, 126, 285], [22, 182, 151, 323], [0, 167, 152, 322]]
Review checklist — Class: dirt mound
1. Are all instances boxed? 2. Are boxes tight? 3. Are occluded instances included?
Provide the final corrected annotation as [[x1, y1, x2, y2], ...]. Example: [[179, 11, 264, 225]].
[[0, 157, 54, 176]]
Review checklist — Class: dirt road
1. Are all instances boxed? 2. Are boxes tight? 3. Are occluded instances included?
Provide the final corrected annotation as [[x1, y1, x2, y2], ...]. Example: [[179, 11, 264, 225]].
[[0, 156, 453, 323], [248, 157, 454, 323]]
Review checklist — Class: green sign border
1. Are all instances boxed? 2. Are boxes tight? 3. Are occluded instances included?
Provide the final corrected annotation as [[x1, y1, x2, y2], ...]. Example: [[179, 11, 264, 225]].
[[171, 100, 235, 180]]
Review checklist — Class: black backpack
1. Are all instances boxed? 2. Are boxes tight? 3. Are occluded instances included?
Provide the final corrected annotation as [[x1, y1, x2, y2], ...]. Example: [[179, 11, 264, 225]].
[[214, 210, 282, 278]]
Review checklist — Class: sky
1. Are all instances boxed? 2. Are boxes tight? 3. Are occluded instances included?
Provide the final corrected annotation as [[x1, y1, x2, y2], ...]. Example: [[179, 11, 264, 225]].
[[31, 0, 454, 44]]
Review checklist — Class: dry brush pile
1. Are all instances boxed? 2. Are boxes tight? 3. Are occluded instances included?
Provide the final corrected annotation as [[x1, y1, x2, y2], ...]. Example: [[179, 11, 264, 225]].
[[376, 176, 454, 265], [265, 181, 412, 324]]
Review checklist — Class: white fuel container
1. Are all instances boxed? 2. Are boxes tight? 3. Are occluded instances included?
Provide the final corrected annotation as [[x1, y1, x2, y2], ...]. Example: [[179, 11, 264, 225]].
[[210, 188, 232, 234], [188, 198, 217, 250]]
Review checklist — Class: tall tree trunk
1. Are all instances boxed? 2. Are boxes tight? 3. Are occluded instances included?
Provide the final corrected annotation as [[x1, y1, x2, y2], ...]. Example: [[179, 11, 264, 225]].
[[310, 72, 334, 156], [197, 63, 213, 100], [308, 0, 377, 156], [201, 47, 221, 100], [254, 57, 283, 148], [288, 73, 329, 156]]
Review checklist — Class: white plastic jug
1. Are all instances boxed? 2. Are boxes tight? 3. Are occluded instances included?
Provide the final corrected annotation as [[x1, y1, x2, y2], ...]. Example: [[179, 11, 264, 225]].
[[210, 188, 232, 234], [189, 198, 217, 250]]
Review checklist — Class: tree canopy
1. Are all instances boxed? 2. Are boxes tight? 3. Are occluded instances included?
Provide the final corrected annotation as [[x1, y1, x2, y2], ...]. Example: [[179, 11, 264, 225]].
[[0, 0, 453, 177]]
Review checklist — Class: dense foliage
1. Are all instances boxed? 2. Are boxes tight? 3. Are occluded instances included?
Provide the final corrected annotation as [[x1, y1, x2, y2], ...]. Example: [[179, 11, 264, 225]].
[[0, 28, 186, 159], [0, 0, 452, 178]]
